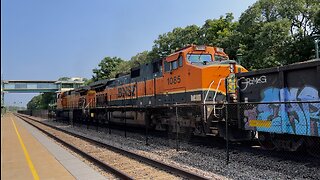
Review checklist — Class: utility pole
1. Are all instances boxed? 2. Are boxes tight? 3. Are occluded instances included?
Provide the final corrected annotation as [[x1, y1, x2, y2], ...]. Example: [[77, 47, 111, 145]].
[[236, 48, 244, 65], [236, 53, 242, 65], [1, 75, 5, 115], [312, 34, 320, 59]]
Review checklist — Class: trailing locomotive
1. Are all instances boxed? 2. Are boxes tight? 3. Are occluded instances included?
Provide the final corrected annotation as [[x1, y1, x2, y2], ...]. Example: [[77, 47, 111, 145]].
[[56, 45, 252, 141]]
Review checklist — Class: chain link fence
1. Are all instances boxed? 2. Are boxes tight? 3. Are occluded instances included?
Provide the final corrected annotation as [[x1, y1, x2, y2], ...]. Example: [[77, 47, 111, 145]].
[[18, 101, 320, 164], [239, 101, 320, 157], [18, 109, 49, 119]]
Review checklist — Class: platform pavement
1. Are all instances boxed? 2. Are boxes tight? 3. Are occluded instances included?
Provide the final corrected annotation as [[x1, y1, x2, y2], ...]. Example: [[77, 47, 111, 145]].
[[1, 113, 106, 180]]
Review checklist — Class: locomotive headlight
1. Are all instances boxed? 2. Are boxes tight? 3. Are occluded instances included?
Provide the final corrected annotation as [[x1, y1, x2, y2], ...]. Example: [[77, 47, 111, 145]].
[[230, 93, 237, 99], [230, 93, 238, 102], [229, 63, 236, 73]]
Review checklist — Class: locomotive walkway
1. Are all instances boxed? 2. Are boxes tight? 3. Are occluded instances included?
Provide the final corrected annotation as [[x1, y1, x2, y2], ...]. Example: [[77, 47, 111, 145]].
[[1, 113, 106, 180]]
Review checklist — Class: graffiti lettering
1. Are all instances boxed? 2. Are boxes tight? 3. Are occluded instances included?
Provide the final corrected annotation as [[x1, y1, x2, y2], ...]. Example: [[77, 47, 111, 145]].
[[239, 76, 267, 91], [244, 86, 320, 137]]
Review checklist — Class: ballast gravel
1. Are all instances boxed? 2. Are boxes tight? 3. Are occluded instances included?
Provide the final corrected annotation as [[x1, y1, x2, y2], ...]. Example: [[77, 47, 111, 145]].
[[43, 120, 319, 180]]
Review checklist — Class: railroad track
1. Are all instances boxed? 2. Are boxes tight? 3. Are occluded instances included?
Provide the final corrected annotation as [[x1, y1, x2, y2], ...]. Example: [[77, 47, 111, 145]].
[[14, 113, 209, 180]]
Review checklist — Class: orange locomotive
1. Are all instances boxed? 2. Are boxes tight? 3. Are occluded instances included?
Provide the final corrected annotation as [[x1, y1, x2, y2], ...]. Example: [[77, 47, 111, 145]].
[[56, 45, 251, 140]]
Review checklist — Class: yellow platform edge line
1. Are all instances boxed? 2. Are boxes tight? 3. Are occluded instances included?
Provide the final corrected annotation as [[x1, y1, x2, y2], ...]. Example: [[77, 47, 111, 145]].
[[11, 117, 40, 180]]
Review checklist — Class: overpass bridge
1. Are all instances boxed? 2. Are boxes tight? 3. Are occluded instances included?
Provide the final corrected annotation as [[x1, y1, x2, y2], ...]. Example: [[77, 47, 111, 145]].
[[1, 78, 85, 109], [1, 79, 84, 93]]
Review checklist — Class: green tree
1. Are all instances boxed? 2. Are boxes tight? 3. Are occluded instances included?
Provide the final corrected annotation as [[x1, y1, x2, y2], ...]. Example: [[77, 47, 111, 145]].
[[27, 92, 55, 110], [40, 92, 55, 109], [152, 25, 201, 58], [58, 77, 70, 81], [27, 95, 42, 110], [109, 51, 151, 78], [92, 51, 157, 81], [109, 61, 131, 78], [83, 78, 93, 85], [88, 0, 319, 77], [238, 0, 320, 69], [314, 10, 320, 34], [151, 14, 239, 59], [200, 13, 239, 59], [92, 57, 125, 81], [129, 51, 150, 66]]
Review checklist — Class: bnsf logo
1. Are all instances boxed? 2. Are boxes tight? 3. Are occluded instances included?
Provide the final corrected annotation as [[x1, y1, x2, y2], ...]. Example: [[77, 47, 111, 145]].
[[118, 84, 136, 98]]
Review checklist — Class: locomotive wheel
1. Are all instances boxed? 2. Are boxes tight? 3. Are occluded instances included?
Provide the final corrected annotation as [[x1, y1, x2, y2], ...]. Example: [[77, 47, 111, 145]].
[[305, 137, 320, 158], [258, 132, 276, 150]]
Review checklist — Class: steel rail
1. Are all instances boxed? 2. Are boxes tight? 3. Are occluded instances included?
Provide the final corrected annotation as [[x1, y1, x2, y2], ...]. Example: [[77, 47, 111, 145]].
[[15, 113, 209, 180], [14, 114, 133, 180]]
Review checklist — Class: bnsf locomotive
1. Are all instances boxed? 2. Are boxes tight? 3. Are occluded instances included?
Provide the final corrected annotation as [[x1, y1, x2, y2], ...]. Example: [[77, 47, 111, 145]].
[[56, 45, 252, 141]]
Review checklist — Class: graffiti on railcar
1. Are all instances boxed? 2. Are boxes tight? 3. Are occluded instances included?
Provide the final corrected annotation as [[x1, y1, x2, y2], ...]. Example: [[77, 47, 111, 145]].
[[243, 107, 258, 131], [244, 86, 320, 136], [239, 75, 267, 91]]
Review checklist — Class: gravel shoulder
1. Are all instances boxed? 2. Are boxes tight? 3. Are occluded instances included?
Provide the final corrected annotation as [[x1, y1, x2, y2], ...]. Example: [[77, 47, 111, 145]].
[[42, 119, 320, 180]]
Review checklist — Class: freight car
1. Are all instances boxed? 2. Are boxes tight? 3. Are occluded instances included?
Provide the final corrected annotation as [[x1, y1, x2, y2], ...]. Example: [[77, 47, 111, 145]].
[[56, 45, 253, 141], [237, 59, 320, 153]]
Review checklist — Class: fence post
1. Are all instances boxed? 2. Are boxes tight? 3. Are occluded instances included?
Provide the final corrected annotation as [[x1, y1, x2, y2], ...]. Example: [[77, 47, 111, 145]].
[[124, 108, 127, 138], [72, 110, 74, 127], [108, 110, 111, 134], [86, 110, 89, 130], [225, 103, 230, 165], [145, 109, 149, 146], [175, 103, 179, 151], [96, 116, 98, 132], [67, 110, 69, 125]]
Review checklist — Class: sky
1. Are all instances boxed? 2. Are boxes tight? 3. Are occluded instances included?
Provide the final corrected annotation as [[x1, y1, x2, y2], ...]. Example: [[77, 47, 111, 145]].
[[1, 0, 257, 107]]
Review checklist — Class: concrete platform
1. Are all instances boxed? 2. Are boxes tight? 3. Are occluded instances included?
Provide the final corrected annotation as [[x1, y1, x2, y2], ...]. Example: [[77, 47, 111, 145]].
[[1, 113, 106, 180]]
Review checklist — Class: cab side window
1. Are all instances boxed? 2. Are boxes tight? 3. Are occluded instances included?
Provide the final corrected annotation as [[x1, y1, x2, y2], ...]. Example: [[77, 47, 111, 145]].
[[164, 61, 171, 72], [178, 56, 183, 67], [164, 55, 183, 72], [172, 60, 178, 70]]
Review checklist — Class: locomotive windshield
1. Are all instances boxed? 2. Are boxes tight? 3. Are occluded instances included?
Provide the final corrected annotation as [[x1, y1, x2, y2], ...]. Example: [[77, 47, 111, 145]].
[[187, 54, 212, 64]]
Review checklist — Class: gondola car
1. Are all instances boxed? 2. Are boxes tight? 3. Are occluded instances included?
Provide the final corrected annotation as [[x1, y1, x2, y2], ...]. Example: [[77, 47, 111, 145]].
[[237, 59, 320, 153]]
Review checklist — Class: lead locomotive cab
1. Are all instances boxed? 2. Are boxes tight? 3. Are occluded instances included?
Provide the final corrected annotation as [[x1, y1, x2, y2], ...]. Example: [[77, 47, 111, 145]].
[[161, 45, 243, 106], [161, 45, 232, 104], [152, 45, 252, 140]]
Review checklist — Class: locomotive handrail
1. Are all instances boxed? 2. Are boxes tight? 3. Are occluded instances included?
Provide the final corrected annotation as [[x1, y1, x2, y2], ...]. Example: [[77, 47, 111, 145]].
[[203, 77, 225, 118], [203, 80, 215, 120], [212, 78, 225, 117], [84, 98, 94, 109], [203, 78, 225, 104], [212, 78, 225, 103], [203, 80, 215, 104]]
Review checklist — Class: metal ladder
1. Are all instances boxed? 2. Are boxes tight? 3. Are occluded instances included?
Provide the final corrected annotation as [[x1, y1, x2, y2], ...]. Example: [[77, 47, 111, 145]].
[[203, 78, 226, 135], [203, 78, 225, 117]]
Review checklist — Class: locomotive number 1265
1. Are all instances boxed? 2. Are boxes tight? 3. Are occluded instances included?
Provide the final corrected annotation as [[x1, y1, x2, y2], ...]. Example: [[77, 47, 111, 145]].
[[167, 75, 181, 85]]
